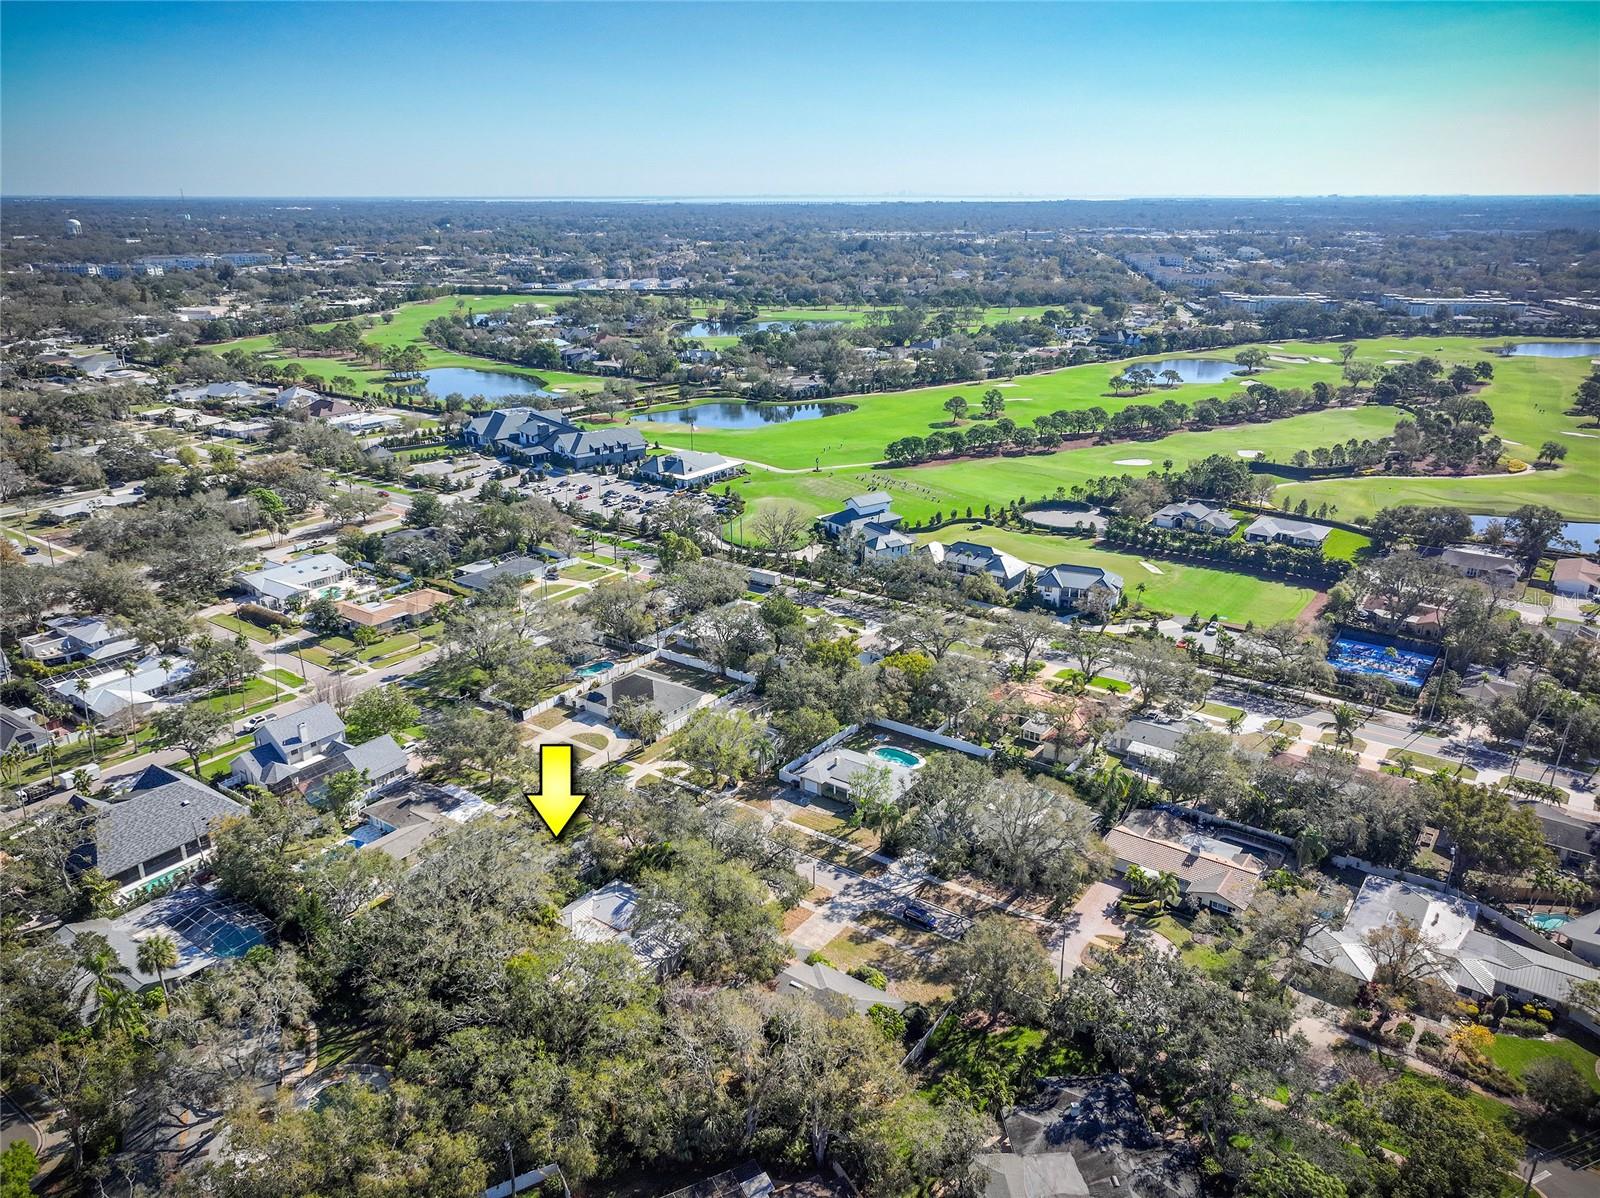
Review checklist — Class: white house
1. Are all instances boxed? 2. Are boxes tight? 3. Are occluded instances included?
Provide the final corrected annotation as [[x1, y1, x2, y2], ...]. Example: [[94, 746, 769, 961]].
[[636, 450, 742, 489], [1036, 563, 1124, 612], [21, 615, 139, 665], [925, 540, 1031, 592], [1242, 515, 1334, 551], [51, 656, 193, 723], [1150, 500, 1238, 536], [1552, 558, 1600, 599], [236, 554, 354, 610], [559, 880, 681, 978], [1437, 545, 1521, 587]]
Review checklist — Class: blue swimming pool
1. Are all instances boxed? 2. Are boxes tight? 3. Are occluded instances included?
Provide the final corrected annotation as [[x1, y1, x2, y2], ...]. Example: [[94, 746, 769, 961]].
[[1327, 633, 1438, 690], [576, 659, 615, 677], [872, 746, 922, 768], [1527, 912, 1571, 932], [346, 821, 387, 848]]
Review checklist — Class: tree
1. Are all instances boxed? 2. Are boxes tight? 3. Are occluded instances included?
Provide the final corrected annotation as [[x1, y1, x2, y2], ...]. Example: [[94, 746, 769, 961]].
[[980, 388, 1005, 419], [1330, 703, 1362, 747], [135, 932, 179, 1002], [610, 695, 665, 743], [1242, 1155, 1349, 1198], [885, 604, 972, 662], [342, 684, 420, 744], [1536, 439, 1569, 466], [749, 504, 811, 553], [424, 707, 522, 786], [943, 394, 968, 422], [1235, 348, 1269, 374], [945, 914, 1054, 1026], [673, 708, 767, 787], [150, 703, 231, 774], [1121, 635, 1207, 712], [1522, 1056, 1592, 1119], [983, 609, 1060, 675], [320, 768, 371, 826], [1505, 503, 1572, 570], [634, 840, 790, 983], [0, 1142, 39, 1198], [1427, 775, 1551, 887], [1378, 1073, 1521, 1198]]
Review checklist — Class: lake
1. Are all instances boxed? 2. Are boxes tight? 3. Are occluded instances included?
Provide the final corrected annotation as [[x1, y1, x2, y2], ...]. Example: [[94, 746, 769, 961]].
[[1123, 358, 1245, 384], [1469, 515, 1600, 554], [634, 401, 855, 429], [1501, 342, 1600, 358], [415, 367, 557, 401], [682, 319, 843, 337]]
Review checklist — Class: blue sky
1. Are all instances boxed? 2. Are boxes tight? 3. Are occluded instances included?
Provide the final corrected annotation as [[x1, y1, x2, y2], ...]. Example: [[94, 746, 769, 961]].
[[3, 1, 1596, 197]]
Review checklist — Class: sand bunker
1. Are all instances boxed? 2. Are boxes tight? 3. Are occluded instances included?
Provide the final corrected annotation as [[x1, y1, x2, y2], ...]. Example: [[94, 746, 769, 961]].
[[1236, 449, 1262, 458], [1138, 561, 1164, 575], [1114, 458, 1153, 466]]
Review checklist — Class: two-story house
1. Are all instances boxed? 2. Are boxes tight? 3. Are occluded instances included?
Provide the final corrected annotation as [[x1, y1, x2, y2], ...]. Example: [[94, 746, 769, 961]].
[[226, 703, 409, 797]]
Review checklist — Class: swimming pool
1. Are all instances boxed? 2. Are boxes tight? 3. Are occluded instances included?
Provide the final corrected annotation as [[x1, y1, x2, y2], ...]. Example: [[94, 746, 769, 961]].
[[1527, 912, 1571, 932], [872, 746, 922, 768], [346, 821, 387, 848], [576, 659, 615, 677], [1327, 633, 1438, 690]]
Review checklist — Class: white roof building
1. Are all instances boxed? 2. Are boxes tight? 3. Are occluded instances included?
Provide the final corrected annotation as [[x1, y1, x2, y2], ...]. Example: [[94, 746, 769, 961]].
[[236, 554, 354, 610]]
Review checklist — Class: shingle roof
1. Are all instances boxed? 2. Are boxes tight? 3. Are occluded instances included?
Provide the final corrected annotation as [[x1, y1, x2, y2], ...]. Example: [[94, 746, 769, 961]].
[[334, 734, 409, 779], [1038, 563, 1124, 591], [74, 765, 244, 879], [260, 702, 345, 750], [776, 960, 907, 1014]]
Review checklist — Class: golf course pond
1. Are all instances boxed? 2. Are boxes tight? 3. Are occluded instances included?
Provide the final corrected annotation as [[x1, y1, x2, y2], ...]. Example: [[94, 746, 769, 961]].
[[634, 401, 855, 428]]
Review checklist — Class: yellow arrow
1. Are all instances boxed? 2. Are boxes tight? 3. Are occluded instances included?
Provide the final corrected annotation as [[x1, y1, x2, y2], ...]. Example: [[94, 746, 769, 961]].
[[527, 744, 585, 837]]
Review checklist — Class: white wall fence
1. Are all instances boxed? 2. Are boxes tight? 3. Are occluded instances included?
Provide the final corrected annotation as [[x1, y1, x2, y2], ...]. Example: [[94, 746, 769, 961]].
[[657, 647, 756, 685], [778, 718, 993, 787]]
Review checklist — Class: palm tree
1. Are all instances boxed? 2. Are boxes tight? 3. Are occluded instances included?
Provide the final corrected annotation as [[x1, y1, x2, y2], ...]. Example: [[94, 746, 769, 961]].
[[75, 679, 99, 763], [136, 934, 179, 1003], [1331, 703, 1362, 747], [1151, 871, 1182, 914]]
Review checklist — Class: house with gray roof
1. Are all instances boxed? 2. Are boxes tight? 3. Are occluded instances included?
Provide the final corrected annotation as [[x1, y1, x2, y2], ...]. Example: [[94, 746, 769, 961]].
[[579, 669, 711, 733], [636, 449, 742, 489], [1036, 564, 1124, 612], [977, 1074, 1199, 1198], [454, 555, 548, 592], [925, 540, 1032, 592], [775, 959, 907, 1015], [1242, 515, 1334, 550], [1103, 809, 1271, 918], [816, 492, 913, 561], [70, 764, 244, 893], [236, 553, 354, 610], [1435, 544, 1521, 587], [1301, 875, 1600, 1018], [21, 614, 139, 666], [226, 702, 408, 797], [1150, 500, 1238, 536], [0, 706, 52, 756], [559, 879, 681, 978], [463, 406, 645, 469], [1103, 717, 1208, 767]]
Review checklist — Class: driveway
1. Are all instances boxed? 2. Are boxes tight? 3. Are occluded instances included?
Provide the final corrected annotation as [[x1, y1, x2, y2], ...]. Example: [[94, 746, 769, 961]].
[[1051, 879, 1127, 978]]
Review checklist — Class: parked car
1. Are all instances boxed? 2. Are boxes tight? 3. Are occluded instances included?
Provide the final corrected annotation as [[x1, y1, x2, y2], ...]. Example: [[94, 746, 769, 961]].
[[898, 901, 938, 932]]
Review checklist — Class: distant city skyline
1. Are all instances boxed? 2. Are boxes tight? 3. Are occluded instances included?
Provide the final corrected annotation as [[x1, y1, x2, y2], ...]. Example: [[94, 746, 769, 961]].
[[3, 1, 1597, 199]]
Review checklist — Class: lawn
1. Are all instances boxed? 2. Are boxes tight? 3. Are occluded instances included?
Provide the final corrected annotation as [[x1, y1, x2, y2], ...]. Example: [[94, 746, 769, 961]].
[[818, 924, 952, 1005], [200, 293, 607, 397], [1384, 748, 1478, 780], [1486, 1033, 1600, 1095], [208, 613, 281, 644], [633, 335, 1595, 533], [912, 524, 1319, 625], [1142, 912, 1239, 977]]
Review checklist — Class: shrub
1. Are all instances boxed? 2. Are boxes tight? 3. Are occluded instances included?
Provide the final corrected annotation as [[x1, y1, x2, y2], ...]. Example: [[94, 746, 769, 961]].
[[1500, 1017, 1547, 1037], [1537, 1008, 1554, 1023], [866, 1002, 907, 1043], [804, 950, 834, 968], [1417, 1030, 1445, 1049], [237, 602, 294, 629], [1393, 1021, 1416, 1043], [1524, 1057, 1593, 1118], [849, 964, 889, 991]]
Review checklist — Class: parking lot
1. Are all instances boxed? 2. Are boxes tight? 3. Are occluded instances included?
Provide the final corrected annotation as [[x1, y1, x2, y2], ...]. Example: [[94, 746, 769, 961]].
[[518, 469, 729, 528]]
